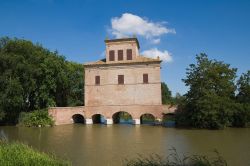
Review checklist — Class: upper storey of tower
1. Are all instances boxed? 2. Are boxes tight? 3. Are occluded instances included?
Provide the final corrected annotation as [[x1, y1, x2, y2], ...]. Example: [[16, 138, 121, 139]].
[[84, 37, 161, 67], [105, 37, 140, 63]]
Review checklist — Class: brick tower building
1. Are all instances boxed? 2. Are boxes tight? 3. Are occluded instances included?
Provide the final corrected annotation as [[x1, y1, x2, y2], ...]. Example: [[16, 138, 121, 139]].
[[84, 38, 162, 124]]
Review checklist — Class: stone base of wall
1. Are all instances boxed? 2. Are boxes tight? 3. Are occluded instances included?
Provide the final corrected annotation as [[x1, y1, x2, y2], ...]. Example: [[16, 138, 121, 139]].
[[132, 119, 140, 125], [105, 119, 113, 125], [85, 118, 93, 124]]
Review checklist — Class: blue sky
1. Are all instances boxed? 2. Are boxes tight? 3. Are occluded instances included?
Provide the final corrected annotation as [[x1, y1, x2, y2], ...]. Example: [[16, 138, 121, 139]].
[[0, 0, 250, 95]]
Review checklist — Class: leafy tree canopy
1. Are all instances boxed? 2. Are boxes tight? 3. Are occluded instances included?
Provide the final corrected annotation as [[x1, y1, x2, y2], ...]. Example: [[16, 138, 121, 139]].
[[182, 53, 238, 129], [161, 82, 172, 104], [0, 37, 84, 124], [232, 71, 250, 127], [237, 70, 250, 103]]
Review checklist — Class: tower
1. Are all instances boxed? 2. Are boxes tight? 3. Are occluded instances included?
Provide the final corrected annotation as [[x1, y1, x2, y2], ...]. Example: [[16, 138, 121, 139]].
[[84, 38, 162, 124]]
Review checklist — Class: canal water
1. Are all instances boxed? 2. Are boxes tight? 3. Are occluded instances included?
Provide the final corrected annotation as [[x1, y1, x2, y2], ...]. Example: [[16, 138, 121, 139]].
[[0, 125, 250, 166]]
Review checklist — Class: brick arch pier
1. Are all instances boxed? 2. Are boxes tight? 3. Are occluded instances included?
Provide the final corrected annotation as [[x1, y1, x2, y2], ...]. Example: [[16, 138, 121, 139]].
[[49, 105, 176, 125]]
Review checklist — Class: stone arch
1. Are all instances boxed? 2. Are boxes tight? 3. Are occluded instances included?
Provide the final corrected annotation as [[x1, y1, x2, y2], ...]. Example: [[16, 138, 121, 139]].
[[140, 113, 156, 124], [72, 114, 85, 124], [112, 111, 133, 124], [92, 114, 106, 124]]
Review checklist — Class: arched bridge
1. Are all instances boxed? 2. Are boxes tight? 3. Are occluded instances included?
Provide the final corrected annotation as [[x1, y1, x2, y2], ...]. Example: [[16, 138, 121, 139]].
[[49, 105, 177, 125]]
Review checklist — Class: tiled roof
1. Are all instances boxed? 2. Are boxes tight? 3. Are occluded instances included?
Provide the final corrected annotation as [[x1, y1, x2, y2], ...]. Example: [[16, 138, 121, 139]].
[[84, 56, 162, 66]]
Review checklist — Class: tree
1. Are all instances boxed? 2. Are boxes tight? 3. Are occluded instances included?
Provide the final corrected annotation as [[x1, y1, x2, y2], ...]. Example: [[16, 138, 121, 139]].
[[0, 37, 84, 124], [232, 71, 250, 127], [181, 53, 237, 129], [237, 71, 250, 103], [0, 78, 24, 123], [60, 62, 84, 106], [161, 82, 172, 104], [171, 92, 185, 105]]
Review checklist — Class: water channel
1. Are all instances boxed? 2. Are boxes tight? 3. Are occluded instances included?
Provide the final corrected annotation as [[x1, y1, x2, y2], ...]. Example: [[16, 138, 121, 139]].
[[0, 125, 250, 166]]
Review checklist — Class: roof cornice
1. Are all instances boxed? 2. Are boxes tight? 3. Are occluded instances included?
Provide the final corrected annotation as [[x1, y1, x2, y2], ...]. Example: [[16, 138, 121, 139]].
[[104, 38, 140, 49], [84, 60, 161, 68]]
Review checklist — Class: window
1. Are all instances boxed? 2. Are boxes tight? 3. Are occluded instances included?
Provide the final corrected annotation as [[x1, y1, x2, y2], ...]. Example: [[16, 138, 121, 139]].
[[109, 50, 115, 61], [127, 49, 132, 60], [118, 50, 123, 61], [118, 75, 124, 84], [95, 76, 100, 85], [143, 74, 148, 84]]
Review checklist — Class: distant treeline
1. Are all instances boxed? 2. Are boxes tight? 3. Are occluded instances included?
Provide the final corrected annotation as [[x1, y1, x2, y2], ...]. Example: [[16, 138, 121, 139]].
[[0, 37, 84, 124]]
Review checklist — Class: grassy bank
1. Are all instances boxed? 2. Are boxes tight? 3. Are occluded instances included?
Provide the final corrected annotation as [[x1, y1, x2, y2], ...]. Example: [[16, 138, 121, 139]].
[[0, 141, 70, 166]]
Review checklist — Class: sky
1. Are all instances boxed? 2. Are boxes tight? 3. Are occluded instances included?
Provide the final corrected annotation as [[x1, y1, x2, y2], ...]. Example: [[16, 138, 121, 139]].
[[0, 0, 250, 95]]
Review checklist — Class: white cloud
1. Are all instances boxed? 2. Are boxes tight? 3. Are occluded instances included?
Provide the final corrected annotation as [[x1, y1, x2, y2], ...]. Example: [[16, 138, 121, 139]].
[[141, 48, 173, 63], [110, 13, 175, 43]]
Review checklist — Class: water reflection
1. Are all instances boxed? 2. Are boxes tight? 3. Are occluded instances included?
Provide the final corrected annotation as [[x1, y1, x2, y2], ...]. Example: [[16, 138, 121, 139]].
[[0, 125, 250, 166]]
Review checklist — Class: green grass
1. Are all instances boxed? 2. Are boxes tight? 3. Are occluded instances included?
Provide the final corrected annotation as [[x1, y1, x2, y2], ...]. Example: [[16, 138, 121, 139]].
[[124, 148, 227, 166], [0, 141, 71, 166]]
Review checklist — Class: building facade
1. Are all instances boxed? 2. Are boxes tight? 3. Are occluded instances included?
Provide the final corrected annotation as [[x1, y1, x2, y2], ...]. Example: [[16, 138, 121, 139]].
[[84, 38, 163, 124]]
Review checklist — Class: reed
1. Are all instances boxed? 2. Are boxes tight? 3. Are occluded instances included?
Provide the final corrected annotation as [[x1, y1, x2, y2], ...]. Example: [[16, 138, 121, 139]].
[[124, 148, 227, 166]]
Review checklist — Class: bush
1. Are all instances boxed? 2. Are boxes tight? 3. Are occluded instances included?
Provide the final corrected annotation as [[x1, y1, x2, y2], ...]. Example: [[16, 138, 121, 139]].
[[231, 103, 250, 127], [0, 141, 70, 166], [18, 109, 54, 127], [124, 148, 227, 166]]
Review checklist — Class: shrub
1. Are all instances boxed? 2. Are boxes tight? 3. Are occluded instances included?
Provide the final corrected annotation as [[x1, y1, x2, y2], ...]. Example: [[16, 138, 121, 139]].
[[18, 109, 54, 127], [0, 140, 70, 166]]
